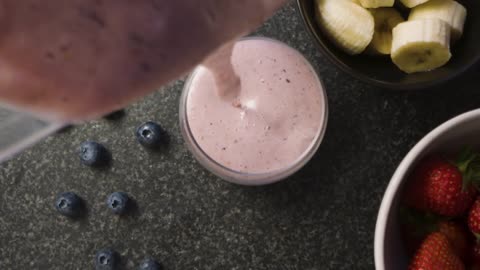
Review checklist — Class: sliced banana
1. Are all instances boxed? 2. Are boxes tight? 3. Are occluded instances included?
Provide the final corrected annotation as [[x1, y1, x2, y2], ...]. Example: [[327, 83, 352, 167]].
[[409, 0, 467, 40], [359, 0, 394, 8], [391, 19, 451, 73], [368, 8, 405, 55], [315, 0, 374, 55], [400, 0, 431, 8]]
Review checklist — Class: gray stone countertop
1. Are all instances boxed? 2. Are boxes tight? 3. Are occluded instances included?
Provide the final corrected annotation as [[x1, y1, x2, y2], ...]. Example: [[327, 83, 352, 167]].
[[1, 2, 480, 270]]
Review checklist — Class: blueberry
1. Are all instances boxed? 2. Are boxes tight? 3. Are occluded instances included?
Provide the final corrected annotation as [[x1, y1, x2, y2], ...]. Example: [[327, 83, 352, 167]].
[[95, 249, 119, 270], [136, 121, 165, 148], [104, 109, 126, 121], [138, 258, 163, 270], [79, 141, 110, 167], [106, 192, 130, 215], [55, 192, 83, 217]]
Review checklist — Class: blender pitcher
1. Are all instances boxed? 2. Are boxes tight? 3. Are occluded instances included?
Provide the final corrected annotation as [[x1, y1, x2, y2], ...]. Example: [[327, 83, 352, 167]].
[[0, 106, 63, 163], [0, 0, 287, 163]]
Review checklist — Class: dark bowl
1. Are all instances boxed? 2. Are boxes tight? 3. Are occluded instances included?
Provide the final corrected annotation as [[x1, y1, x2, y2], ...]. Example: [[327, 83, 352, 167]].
[[296, 0, 480, 89]]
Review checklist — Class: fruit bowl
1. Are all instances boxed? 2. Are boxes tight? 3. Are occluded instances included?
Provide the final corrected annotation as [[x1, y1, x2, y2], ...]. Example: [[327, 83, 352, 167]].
[[296, 0, 480, 89], [374, 109, 480, 269]]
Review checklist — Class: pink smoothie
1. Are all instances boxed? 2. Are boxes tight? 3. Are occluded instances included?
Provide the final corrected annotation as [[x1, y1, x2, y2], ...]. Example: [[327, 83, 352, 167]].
[[186, 38, 326, 174]]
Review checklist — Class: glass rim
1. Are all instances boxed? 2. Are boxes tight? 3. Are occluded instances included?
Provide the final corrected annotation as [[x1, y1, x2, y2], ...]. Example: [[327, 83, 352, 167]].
[[179, 36, 329, 185]]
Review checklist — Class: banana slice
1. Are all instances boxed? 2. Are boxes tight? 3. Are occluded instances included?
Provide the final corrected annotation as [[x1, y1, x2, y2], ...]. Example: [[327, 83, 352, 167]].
[[368, 8, 405, 55], [409, 0, 467, 40], [315, 0, 374, 55], [400, 0, 430, 8], [359, 0, 394, 8], [391, 19, 451, 73]]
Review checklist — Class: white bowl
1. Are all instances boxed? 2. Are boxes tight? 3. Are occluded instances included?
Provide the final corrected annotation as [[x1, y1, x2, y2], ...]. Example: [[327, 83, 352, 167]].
[[374, 109, 480, 270]]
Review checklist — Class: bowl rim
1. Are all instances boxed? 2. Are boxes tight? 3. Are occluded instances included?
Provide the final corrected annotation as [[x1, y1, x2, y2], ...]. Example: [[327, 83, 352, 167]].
[[295, 0, 480, 90], [374, 108, 480, 270]]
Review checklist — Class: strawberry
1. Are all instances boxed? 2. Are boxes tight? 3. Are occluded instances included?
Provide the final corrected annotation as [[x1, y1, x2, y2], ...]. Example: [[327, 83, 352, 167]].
[[400, 207, 470, 260], [400, 207, 441, 255], [404, 149, 480, 217], [403, 156, 443, 211], [468, 197, 480, 237], [472, 241, 480, 265], [438, 221, 471, 261], [408, 232, 465, 270]]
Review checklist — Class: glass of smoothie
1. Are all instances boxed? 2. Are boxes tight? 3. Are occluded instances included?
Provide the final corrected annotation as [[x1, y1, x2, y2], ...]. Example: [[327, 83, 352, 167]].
[[179, 37, 328, 185]]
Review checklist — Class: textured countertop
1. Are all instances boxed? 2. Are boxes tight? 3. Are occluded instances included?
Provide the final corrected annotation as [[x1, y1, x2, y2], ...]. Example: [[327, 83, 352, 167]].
[[1, 2, 480, 270]]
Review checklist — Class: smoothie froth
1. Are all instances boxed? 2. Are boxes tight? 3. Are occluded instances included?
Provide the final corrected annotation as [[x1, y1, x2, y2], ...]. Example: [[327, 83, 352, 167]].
[[186, 38, 326, 174]]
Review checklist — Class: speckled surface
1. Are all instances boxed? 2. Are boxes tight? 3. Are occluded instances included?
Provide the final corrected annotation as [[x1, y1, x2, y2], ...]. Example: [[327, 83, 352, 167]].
[[1, 2, 480, 270]]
